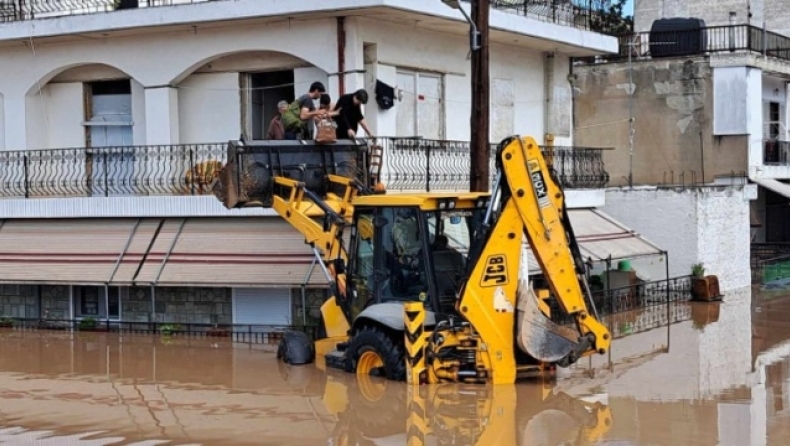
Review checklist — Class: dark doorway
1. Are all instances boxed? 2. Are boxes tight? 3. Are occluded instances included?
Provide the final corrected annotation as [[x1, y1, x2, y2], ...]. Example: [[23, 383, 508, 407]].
[[249, 70, 295, 140]]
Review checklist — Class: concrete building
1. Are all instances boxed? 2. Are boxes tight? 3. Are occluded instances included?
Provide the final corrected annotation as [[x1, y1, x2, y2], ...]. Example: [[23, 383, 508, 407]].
[[0, 0, 668, 330], [570, 3, 790, 290]]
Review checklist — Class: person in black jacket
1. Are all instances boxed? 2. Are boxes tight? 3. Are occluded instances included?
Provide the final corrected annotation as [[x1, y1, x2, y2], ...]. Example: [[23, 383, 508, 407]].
[[332, 89, 374, 140]]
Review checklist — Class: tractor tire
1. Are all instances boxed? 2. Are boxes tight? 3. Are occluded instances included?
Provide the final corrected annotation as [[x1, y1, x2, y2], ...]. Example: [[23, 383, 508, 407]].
[[346, 325, 406, 381]]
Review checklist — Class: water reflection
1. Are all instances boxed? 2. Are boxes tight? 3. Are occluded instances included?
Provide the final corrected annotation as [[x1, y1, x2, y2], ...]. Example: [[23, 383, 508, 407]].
[[0, 286, 784, 444]]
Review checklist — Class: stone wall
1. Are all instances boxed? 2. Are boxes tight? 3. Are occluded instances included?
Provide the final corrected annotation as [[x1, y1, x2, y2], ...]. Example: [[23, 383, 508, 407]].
[[0, 285, 39, 319], [123, 287, 232, 324], [574, 57, 747, 187], [41, 285, 69, 319], [603, 185, 755, 291]]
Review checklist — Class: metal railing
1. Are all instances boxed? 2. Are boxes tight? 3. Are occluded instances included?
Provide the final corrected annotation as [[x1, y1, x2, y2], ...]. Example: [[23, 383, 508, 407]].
[[0, 139, 609, 199], [0, 143, 226, 198], [481, 0, 614, 34], [584, 24, 790, 63], [0, 0, 619, 34], [0, 0, 212, 22], [764, 140, 790, 165], [752, 243, 790, 284], [382, 138, 610, 192], [547, 275, 694, 328], [0, 317, 319, 345]]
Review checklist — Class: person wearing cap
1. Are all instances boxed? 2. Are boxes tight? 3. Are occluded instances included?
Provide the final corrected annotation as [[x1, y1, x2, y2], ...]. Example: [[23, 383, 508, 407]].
[[266, 100, 289, 140], [332, 89, 374, 140]]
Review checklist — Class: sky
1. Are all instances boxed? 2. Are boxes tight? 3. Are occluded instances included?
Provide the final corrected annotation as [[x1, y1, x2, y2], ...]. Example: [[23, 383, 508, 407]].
[[624, 0, 634, 16]]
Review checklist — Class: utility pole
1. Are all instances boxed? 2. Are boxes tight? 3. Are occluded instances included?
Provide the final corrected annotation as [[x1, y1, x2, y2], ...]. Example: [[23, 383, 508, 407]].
[[470, 0, 490, 192]]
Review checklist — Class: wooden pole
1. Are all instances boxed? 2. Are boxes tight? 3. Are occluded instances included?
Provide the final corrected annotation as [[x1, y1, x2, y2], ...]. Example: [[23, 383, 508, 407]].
[[470, 0, 490, 192]]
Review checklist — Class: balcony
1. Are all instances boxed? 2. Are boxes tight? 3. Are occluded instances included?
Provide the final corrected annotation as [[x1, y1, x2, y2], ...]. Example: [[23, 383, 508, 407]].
[[0, 139, 609, 200], [584, 24, 790, 63]]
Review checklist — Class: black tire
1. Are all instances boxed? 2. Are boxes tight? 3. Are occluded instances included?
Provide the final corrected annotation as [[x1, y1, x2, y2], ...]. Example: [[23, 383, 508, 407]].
[[346, 325, 406, 381]]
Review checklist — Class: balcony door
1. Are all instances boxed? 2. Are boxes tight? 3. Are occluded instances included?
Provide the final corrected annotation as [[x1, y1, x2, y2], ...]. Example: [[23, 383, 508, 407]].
[[396, 69, 444, 139], [83, 80, 135, 197]]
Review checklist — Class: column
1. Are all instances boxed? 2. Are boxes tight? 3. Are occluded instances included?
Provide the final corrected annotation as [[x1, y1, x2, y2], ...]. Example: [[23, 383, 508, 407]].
[[144, 86, 180, 145]]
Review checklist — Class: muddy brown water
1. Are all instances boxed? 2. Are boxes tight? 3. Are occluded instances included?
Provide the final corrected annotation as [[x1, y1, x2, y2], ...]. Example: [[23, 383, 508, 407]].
[[0, 287, 786, 445]]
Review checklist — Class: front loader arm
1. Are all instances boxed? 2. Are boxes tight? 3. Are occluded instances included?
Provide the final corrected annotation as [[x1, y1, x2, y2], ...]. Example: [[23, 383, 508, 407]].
[[498, 135, 610, 362], [271, 174, 361, 336]]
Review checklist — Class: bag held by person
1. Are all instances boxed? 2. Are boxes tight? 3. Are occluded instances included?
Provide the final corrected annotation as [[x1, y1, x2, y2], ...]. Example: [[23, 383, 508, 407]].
[[316, 118, 337, 144]]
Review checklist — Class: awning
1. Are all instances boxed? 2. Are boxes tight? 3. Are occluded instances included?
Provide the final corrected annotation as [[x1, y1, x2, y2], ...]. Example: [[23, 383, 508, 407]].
[[0, 218, 156, 286], [525, 208, 665, 275], [132, 217, 326, 288]]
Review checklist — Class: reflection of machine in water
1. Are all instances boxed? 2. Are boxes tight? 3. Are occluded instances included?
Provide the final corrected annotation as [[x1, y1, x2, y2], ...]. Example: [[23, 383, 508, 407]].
[[276, 362, 611, 446]]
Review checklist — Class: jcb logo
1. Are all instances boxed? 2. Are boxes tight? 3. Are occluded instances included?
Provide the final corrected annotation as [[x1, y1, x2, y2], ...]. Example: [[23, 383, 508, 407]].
[[527, 158, 550, 208], [480, 255, 509, 288]]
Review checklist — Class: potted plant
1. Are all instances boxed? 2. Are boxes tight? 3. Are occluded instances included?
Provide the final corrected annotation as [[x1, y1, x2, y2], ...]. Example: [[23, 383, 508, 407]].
[[690, 262, 716, 301], [691, 262, 705, 278], [0, 317, 13, 332]]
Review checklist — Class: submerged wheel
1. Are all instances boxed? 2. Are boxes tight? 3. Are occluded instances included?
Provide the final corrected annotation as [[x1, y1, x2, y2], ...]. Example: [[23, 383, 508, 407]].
[[346, 325, 406, 381]]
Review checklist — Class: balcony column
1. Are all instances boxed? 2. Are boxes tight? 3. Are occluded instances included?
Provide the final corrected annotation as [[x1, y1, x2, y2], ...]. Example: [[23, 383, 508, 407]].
[[3, 92, 27, 150], [144, 86, 180, 145]]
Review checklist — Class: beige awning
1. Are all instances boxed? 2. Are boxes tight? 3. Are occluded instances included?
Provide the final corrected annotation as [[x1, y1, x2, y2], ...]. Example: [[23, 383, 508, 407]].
[[132, 217, 327, 288], [525, 208, 664, 276], [0, 218, 156, 286]]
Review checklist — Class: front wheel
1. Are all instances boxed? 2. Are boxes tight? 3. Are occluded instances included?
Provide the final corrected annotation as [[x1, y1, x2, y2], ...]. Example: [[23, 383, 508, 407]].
[[346, 325, 406, 381]]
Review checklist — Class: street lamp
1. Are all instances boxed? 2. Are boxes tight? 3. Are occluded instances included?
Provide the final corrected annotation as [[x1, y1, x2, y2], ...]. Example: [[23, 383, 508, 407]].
[[442, 0, 481, 51]]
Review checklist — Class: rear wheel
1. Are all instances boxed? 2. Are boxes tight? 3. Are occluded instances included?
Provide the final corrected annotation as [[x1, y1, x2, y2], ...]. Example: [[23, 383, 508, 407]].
[[346, 325, 406, 381]]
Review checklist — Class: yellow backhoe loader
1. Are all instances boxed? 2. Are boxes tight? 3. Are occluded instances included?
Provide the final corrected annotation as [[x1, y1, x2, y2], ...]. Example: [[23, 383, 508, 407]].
[[213, 134, 610, 385]]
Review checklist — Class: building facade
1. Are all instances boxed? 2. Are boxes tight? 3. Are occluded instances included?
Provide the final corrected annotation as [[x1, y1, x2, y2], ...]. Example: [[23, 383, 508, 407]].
[[0, 0, 666, 330]]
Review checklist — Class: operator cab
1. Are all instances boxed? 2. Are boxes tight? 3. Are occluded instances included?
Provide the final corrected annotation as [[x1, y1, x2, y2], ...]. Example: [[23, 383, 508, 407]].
[[345, 200, 487, 321]]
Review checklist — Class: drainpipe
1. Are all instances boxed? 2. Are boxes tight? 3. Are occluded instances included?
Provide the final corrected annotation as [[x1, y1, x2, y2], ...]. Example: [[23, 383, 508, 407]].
[[337, 17, 346, 96]]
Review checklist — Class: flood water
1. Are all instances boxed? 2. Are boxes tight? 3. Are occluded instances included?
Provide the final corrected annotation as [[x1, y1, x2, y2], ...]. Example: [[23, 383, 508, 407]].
[[0, 286, 787, 445]]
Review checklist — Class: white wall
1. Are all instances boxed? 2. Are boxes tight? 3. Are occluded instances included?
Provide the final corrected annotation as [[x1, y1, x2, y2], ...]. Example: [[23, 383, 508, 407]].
[[131, 79, 146, 145], [0, 92, 4, 150], [47, 83, 85, 148], [178, 73, 240, 144], [603, 186, 754, 291], [355, 17, 546, 143]]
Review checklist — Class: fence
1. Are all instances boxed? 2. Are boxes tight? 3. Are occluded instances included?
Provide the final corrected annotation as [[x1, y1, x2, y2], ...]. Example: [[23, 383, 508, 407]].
[[0, 143, 227, 198], [585, 24, 790, 63], [547, 275, 694, 329], [0, 317, 319, 345], [381, 138, 610, 192], [751, 243, 790, 284]]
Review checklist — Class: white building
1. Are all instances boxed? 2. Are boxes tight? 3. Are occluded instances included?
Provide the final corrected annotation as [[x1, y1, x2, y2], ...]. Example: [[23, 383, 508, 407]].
[[0, 0, 663, 330]]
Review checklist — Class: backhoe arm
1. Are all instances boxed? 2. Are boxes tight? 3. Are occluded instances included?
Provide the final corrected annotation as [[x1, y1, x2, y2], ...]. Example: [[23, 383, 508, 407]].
[[499, 135, 610, 362]]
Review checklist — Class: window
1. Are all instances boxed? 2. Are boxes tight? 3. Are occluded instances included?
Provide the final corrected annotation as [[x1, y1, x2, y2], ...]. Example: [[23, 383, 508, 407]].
[[84, 80, 133, 147], [770, 101, 780, 140], [73, 286, 121, 320], [396, 69, 444, 139]]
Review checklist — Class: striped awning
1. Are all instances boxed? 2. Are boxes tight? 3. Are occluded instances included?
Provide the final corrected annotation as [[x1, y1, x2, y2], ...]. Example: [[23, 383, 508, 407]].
[[132, 217, 327, 288], [0, 218, 155, 286], [0, 217, 327, 288]]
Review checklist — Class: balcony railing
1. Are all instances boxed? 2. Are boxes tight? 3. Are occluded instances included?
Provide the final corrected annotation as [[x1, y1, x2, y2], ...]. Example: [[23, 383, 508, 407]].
[[764, 139, 790, 165], [0, 139, 608, 199], [382, 138, 610, 192], [582, 24, 790, 63], [0, 143, 227, 198], [476, 0, 613, 34], [0, 0, 618, 34]]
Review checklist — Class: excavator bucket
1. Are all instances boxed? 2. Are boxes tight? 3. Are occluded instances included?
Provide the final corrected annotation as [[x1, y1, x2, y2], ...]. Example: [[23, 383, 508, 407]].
[[212, 139, 371, 209], [516, 279, 580, 364]]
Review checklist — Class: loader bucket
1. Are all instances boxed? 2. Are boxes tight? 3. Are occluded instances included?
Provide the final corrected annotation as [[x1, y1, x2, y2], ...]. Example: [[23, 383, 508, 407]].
[[212, 140, 370, 209], [516, 280, 580, 364]]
